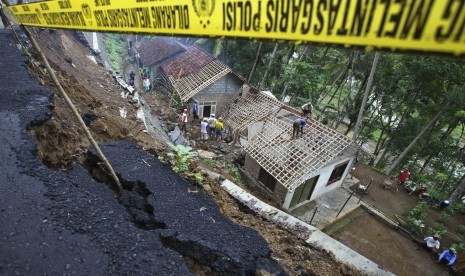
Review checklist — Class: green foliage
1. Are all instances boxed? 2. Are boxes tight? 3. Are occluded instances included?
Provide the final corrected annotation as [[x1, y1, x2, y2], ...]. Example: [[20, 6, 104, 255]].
[[103, 34, 126, 72], [167, 144, 198, 173], [202, 158, 220, 168], [227, 164, 242, 182], [451, 235, 465, 251], [407, 201, 428, 235], [427, 222, 447, 237], [452, 202, 465, 215]]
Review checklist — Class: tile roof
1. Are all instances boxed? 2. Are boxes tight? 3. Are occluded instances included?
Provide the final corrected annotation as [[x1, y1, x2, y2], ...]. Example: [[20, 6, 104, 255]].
[[162, 46, 215, 78], [138, 37, 186, 67]]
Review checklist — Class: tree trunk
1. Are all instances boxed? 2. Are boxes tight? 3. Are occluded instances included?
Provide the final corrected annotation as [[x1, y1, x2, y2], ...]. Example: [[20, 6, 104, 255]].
[[386, 106, 448, 175], [281, 46, 309, 99], [248, 42, 262, 82], [449, 174, 465, 203], [353, 52, 381, 141], [318, 52, 354, 105], [259, 43, 278, 88]]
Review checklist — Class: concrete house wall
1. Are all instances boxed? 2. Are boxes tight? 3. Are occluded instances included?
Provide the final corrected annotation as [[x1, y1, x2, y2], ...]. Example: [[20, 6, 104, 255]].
[[243, 121, 356, 210], [282, 154, 356, 210], [195, 73, 244, 117]]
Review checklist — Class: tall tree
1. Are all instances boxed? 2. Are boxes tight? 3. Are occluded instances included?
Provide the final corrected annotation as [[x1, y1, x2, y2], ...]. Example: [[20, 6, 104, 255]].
[[248, 42, 262, 82], [353, 52, 381, 140], [260, 43, 278, 88], [386, 106, 449, 175]]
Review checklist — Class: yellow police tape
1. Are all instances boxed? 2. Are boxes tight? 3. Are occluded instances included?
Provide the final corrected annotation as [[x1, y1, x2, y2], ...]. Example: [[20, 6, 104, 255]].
[[6, 0, 465, 56]]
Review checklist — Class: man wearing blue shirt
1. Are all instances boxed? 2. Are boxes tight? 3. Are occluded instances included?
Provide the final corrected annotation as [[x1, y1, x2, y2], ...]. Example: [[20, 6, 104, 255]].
[[292, 118, 307, 139], [438, 247, 457, 266]]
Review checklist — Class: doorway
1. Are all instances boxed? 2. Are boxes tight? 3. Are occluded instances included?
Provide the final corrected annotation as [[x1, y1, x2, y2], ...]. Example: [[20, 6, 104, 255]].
[[289, 175, 319, 208], [199, 102, 216, 118]]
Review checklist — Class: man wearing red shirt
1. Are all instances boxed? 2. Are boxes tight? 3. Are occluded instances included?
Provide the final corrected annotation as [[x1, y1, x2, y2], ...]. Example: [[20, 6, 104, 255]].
[[397, 169, 410, 191]]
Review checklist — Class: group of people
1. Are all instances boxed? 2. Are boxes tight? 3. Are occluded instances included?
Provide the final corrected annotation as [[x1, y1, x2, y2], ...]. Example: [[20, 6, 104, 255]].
[[418, 235, 458, 267], [180, 100, 225, 143], [200, 114, 224, 143], [291, 102, 313, 139], [397, 169, 432, 202], [127, 68, 151, 93]]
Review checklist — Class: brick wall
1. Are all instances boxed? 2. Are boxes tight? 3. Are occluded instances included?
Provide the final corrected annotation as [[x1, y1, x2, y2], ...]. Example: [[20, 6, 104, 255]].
[[196, 73, 243, 116]]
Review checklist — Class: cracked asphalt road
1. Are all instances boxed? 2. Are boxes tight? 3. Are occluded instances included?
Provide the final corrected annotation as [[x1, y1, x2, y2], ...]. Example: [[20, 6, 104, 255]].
[[0, 29, 284, 275]]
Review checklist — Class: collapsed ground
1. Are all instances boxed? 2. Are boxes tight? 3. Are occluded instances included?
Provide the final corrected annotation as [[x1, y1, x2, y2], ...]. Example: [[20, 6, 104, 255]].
[[26, 29, 362, 275]]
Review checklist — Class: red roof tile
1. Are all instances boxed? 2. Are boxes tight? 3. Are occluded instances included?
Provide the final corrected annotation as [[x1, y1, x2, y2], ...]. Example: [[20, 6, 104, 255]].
[[138, 37, 185, 66], [162, 46, 215, 78]]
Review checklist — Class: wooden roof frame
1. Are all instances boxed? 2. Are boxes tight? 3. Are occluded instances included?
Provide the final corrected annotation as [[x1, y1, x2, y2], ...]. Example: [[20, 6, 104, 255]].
[[225, 88, 353, 191]]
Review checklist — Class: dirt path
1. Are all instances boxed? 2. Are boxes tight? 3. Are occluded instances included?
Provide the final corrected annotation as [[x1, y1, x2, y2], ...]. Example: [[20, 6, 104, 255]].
[[332, 212, 449, 276]]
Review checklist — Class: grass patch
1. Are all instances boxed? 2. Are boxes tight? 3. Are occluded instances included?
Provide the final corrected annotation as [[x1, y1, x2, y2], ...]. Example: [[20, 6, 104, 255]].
[[103, 34, 126, 72]]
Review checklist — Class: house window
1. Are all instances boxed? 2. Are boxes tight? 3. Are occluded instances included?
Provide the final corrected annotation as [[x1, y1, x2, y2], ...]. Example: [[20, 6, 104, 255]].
[[258, 168, 277, 192], [199, 102, 216, 118], [327, 161, 349, 186]]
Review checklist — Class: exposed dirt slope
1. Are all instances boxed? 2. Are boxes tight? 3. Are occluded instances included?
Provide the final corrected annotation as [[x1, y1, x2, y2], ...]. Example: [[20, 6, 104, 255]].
[[28, 28, 363, 275]]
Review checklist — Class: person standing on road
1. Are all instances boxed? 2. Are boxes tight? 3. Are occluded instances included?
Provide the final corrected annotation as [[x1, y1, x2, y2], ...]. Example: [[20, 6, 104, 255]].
[[200, 118, 209, 143], [208, 114, 217, 139]]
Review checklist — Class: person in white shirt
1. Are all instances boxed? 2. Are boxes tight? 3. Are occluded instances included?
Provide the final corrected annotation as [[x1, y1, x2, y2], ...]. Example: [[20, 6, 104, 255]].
[[200, 118, 209, 143], [423, 235, 440, 253], [181, 109, 188, 133]]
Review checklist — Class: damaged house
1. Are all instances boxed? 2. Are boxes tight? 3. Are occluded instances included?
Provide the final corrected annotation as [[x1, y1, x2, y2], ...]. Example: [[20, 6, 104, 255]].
[[138, 37, 247, 117], [224, 87, 357, 210]]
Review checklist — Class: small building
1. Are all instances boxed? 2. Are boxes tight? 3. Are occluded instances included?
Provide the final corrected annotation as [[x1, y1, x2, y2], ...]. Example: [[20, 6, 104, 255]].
[[138, 37, 247, 117], [224, 87, 357, 210]]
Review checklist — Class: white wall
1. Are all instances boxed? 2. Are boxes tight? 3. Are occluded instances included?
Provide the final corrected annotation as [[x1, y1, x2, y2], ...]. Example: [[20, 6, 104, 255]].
[[283, 156, 355, 210]]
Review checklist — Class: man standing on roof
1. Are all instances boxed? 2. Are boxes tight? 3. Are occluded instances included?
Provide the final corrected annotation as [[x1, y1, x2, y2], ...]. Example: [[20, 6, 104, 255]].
[[192, 99, 199, 123], [301, 102, 313, 117], [292, 118, 307, 139]]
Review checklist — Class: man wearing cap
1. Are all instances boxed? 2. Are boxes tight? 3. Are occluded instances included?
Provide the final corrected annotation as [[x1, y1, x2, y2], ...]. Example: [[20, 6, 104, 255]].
[[423, 235, 440, 253], [438, 247, 457, 266]]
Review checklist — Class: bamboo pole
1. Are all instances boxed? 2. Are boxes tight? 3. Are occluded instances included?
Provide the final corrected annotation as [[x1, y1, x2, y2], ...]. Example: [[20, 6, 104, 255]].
[[23, 27, 123, 195]]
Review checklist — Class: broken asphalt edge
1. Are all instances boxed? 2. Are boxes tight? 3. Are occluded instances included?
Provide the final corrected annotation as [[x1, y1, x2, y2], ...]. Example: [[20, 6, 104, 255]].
[[203, 171, 395, 276]]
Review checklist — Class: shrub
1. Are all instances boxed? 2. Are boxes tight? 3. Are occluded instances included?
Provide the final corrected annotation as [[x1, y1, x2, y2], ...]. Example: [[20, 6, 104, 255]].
[[227, 163, 242, 182], [427, 222, 447, 237], [407, 201, 428, 235], [167, 144, 198, 174]]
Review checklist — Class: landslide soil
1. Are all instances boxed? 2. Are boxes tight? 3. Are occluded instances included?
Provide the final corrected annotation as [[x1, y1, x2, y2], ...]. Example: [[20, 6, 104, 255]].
[[27, 29, 362, 275]]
